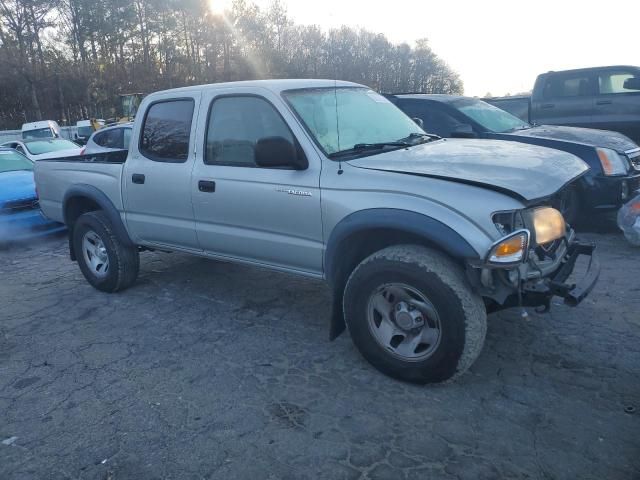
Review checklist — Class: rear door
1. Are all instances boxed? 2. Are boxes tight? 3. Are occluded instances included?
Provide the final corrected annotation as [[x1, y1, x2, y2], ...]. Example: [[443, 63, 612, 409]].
[[123, 93, 201, 250], [532, 71, 596, 127], [592, 67, 640, 141], [190, 88, 324, 274]]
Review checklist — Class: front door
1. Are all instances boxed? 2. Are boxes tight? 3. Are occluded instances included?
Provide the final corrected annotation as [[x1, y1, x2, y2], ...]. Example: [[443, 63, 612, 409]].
[[592, 68, 640, 141], [123, 94, 201, 250], [191, 90, 323, 275]]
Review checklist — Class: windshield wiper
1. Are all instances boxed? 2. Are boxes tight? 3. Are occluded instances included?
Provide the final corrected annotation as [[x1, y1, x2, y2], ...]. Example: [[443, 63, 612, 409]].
[[329, 142, 410, 159], [400, 132, 441, 143]]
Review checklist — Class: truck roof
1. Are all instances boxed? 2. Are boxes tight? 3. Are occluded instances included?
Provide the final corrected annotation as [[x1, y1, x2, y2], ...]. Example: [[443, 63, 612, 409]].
[[542, 65, 639, 75], [149, 79, 362, 97]]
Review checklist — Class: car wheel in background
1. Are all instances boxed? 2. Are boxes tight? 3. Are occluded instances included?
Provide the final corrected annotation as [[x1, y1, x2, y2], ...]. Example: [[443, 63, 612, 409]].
[[73, 211, 139, 292]]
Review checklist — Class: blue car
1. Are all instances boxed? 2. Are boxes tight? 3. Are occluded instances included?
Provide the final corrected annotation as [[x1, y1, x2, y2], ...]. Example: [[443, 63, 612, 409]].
[[0, 148, 66, 244]]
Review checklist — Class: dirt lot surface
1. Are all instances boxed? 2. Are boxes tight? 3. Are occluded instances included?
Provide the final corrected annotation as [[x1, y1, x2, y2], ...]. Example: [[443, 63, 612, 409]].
[[1, 227, 639, 479]]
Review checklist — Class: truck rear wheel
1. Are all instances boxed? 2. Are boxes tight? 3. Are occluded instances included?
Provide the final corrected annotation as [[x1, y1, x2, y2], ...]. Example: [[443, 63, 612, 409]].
[[343, 245, 487, 384], [73, 211, 139, 292]]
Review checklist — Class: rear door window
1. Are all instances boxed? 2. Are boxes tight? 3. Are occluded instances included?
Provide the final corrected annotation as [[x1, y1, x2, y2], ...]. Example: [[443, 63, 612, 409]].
[[140, 99, 195, 163], [543, 73, 595, 99]]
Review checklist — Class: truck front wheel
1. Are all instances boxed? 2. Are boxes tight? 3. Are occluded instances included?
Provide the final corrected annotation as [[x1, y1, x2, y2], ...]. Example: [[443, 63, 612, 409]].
[[343, 245, 487, 384], [73, 211, 139, 292]]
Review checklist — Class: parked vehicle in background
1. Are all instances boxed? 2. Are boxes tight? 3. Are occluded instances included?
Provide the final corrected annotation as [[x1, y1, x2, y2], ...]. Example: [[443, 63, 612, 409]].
[[1, 139, 83, 162], [0, 148, 65, 244], [74, 119, 105, 145], [83, 123, 133, 154], [21, 120, 62, 140], [34, 80, 598, 384], [389, 94, 640, 224], [485, 66, 640, 143]]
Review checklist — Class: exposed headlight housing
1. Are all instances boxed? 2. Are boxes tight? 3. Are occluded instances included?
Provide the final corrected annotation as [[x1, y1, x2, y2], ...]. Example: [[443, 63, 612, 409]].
[[597, 148, 628, 176], [486, 229, 529, 266], [530, 207, 566, 245]]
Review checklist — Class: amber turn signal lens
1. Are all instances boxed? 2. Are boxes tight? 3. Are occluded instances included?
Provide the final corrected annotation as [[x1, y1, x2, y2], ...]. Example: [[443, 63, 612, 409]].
[[495, 236, 524, 256], [487, 231, 528, 265]]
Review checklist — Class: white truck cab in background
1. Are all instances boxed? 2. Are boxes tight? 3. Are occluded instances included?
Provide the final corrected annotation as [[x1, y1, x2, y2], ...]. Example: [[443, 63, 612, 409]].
[[21, 120, 62, 140]]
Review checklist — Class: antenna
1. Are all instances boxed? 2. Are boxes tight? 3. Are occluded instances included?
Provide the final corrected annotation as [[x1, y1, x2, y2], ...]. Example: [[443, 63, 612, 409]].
[[334, 79, 343, 175]]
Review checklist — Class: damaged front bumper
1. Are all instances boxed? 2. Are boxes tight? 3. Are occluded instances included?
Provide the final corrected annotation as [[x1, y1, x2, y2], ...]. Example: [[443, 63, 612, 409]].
[[520, 241, 599, 309], [476, 236, 600, 313]]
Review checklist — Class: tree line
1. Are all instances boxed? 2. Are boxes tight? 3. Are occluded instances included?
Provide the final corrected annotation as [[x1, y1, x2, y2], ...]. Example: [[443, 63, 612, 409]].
[[0, 0, 463, 129]]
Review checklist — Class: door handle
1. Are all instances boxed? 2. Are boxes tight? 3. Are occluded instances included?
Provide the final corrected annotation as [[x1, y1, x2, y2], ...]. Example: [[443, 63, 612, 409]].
[[596, 99, 612, 105], [540, 103, 555, 109], [198, 180, 216, 192], [132, 173, 145, 184]]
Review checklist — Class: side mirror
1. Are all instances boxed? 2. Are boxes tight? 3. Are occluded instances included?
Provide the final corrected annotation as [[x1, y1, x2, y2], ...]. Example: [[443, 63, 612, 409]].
[[411, 117, 424, 129], [255, 136, 308, 170], [451, 123, 477, 138], [623, 77, 640, 91]]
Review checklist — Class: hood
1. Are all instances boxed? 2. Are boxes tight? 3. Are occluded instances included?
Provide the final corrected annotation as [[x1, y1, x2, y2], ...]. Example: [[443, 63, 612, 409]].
[[347, 139, 589, 203], [34, 148, 83, 160], [0, 170, 36, 206], [504, 125, 638, 153]]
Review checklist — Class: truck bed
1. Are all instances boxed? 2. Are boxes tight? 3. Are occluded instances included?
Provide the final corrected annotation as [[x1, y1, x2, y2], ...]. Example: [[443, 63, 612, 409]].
[[34, 150, 128, 224]]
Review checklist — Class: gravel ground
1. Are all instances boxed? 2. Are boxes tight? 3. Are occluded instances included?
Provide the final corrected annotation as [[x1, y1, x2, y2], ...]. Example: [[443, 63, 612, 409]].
[[0, 227, 638, 480]]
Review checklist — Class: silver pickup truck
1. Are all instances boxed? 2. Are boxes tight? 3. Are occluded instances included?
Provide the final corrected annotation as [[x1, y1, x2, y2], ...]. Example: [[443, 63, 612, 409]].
[[34, 80, 599, 384]]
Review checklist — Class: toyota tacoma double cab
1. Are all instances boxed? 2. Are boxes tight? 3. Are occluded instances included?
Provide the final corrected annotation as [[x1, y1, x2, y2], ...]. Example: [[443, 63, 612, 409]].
[[34, 80, 599, 384]]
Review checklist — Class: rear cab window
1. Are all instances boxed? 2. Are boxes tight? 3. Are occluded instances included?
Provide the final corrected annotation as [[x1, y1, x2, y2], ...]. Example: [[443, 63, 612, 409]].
[[94, 129, 124, 149], [140, 99, 195, 163]]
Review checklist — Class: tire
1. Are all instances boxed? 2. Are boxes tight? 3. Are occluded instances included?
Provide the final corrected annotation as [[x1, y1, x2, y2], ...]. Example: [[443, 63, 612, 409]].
[[343, 245, 487, 384], [72, 211, 139, 292]]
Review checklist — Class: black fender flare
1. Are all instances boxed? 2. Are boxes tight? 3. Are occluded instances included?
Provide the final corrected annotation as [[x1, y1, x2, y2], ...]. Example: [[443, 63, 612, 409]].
[[63, 184, 135, 258], [324, 208, 480, 340]]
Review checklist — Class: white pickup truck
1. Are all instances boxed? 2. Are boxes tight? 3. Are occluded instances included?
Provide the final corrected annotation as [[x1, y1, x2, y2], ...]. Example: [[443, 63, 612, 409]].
[[34, 79, 598, 384]]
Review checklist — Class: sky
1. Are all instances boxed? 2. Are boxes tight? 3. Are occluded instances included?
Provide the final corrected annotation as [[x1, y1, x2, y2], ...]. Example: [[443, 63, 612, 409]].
[[213, 0, 640, 97]]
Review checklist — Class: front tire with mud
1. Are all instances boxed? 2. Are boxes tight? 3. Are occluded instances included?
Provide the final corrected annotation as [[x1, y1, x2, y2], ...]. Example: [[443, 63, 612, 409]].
[[72, 211, 139, 292], [343, 245, 487, 384]]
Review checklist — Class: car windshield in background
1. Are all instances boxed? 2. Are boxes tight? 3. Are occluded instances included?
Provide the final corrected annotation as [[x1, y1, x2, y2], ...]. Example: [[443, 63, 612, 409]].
[[77, 127, 93, 137], [0, 151, 33, 173], [456, 99, 531, 133], [23, 128, 55, 139], [284, 87, 426, 158], [24, 139, 79, 155]]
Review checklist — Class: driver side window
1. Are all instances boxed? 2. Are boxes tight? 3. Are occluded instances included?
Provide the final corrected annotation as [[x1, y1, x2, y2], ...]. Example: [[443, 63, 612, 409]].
[[598, 71, 640, 95], [204, 96, 297, 167]]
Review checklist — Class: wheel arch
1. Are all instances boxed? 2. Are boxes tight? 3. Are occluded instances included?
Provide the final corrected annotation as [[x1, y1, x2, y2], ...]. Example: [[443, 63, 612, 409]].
[[63, 184, 134, 260], [324, 208, 481, 340]]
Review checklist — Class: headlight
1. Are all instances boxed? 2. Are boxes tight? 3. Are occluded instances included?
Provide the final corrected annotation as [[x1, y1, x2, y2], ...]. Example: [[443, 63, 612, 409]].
[[597, 148, 628, 176], [531, 207, 566, 245], [486, 230, 529, 266]]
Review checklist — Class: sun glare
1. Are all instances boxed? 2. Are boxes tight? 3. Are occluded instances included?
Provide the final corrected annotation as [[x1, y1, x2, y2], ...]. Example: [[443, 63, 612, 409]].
[[208, 0, 233, 15]]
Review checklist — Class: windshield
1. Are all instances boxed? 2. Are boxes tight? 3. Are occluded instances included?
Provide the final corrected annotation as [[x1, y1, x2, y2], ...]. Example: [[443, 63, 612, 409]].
[[77, 126, 93, 137], [0, 151, 33, 173], [283, 87, 425, 157], [456, 99, 530, 133], [25, 139, 79, 155], [22, 127, 56, 140]]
